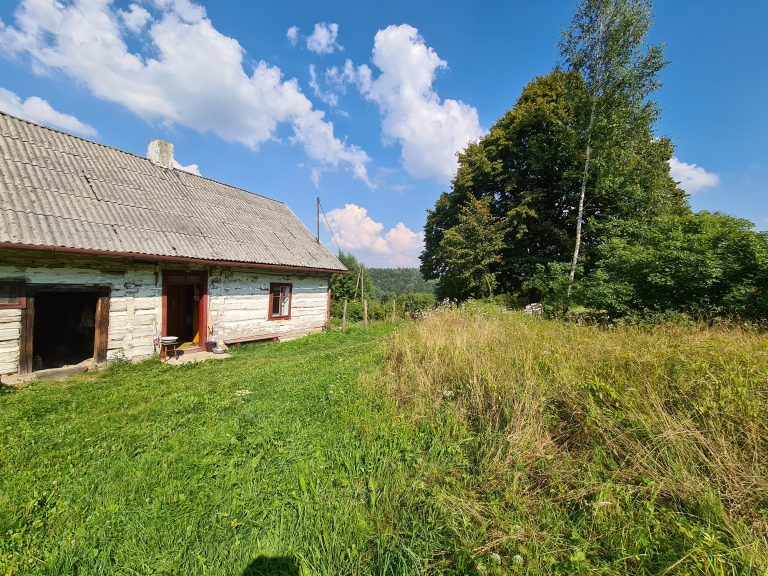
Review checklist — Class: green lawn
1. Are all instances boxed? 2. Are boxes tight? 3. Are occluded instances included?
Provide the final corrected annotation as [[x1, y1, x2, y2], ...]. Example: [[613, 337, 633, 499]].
[[1, 324, 453, 575]]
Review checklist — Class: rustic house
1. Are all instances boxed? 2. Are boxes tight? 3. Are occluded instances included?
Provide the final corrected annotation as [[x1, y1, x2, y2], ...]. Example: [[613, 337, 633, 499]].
[[0, 111, 345, 381]]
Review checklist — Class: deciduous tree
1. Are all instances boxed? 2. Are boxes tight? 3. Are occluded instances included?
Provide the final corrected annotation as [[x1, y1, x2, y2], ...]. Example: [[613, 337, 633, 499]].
[[560, 0, 667, 300]]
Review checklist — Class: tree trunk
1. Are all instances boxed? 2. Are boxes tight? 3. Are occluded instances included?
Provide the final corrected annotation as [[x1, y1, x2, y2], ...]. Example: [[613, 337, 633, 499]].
[[567, 97, 597, 303], [567, 11, 606, 306]]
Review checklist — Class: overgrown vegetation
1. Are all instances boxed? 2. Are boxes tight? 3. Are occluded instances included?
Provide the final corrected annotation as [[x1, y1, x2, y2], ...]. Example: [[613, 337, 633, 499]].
[[380, 304, 768, 573]]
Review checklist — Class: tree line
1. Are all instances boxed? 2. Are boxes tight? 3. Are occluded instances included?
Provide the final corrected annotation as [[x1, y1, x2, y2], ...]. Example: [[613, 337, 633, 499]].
[[420, 0, 768, 320], [330, 253, 437, 322]]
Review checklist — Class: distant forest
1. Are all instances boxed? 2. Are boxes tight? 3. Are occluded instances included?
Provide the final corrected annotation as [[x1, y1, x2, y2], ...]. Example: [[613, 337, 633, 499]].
[[366, 268, 436, 299]]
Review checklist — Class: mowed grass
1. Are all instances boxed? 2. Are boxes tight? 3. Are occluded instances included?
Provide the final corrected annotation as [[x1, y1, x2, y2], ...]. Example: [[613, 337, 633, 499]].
[[3, 310, 768, 575], [0, 324, 458, 575]]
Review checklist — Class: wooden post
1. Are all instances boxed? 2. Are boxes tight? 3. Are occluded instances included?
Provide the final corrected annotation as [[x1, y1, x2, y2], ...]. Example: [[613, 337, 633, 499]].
[[18, 294, 34, 374], [94, 293, 110, 365], [391, 298, 396, 322], [363, 299, 369, 328], [342, 299, 348, 331]]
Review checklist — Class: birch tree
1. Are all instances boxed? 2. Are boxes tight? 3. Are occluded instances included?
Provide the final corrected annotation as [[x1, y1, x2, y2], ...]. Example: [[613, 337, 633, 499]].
[[561, 0, 665, 301]]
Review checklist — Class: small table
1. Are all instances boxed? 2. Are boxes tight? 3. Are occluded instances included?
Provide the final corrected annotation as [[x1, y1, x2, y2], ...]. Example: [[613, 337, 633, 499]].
[[160, 339, 179, 361]]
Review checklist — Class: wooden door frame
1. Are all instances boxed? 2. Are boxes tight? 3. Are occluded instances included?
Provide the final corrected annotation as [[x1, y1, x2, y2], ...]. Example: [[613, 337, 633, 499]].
[[18, 285, 111, 374], [161, 271, 208, 348]]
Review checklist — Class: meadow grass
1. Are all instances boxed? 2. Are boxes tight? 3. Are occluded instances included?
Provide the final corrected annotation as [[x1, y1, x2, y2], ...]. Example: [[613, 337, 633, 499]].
[[379, 303, 768, 574], [1, 310, 766, 574]]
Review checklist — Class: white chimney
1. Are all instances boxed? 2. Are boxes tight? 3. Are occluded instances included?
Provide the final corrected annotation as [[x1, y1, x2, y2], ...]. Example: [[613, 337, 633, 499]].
[[147, 139, 174, 169]]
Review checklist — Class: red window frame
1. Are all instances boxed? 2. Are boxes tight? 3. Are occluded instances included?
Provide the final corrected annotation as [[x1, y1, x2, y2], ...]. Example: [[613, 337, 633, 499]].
[[268, 283, 292, 320], [0, 282, 26, 310]]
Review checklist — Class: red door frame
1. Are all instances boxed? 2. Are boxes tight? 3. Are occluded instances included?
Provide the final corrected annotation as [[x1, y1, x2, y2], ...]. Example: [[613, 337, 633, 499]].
[[161, 270, 208, 348]]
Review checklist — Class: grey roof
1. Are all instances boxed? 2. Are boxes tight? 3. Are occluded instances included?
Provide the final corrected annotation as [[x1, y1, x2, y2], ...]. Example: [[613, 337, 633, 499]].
[[0, 111, 345, 272]]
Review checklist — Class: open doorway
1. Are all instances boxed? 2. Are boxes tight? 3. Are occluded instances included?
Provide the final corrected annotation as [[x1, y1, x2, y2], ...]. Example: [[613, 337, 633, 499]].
[[163, 271, 208, 349], [21, 288, 111, 373]]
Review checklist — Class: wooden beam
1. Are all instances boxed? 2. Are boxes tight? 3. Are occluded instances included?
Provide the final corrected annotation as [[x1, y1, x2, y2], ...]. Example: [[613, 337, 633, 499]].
[[94, 294, 110, 365], [18, 295, 34, 374]]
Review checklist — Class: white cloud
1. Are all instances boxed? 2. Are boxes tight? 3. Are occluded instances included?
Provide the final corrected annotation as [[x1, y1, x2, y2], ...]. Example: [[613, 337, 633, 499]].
[[359, 24, 484, 184], [172, 158, 200, 175], [326, 203, 423, 266], [309, 59, 357, 107], [669, 157, 720, 193], [306, 22, 340, 55], [0, 0, 370, 186], [286, 25, 299, 46], [0, 87, 97, 137], [118, 3, 151, 34], [308, 64, 338, 107]]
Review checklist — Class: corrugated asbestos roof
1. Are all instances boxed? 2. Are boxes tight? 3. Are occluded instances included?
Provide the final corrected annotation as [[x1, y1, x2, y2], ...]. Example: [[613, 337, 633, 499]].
[[0, 111, 345, 272]]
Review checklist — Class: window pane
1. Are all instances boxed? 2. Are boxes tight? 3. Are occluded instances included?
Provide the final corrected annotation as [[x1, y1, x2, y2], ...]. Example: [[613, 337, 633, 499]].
[[281, 287, 290, 315], [272, 288, 281, 315]]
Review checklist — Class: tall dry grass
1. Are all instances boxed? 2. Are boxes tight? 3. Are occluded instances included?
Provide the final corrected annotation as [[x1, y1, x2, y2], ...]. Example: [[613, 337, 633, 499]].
[[380, 303, 768, 573]]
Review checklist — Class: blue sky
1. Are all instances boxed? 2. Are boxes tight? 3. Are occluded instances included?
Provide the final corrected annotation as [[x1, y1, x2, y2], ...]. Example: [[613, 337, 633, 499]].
[[0, 0, 765, 267]]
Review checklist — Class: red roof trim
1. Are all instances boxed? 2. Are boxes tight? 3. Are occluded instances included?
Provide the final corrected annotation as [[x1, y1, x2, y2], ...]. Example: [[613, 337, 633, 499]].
[[0, 242, 347, 275]]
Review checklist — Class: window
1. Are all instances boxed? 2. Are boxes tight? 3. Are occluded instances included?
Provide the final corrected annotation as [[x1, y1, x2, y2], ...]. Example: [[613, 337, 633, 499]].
[[268, 283, 292, 320], [0, 282, 25, 310]]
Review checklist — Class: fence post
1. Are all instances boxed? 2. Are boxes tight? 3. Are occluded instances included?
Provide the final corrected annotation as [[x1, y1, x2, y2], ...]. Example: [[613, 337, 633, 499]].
[[391, 298, 396, 322], [342, 299, 348, 331], [363, 299, 369, 328]]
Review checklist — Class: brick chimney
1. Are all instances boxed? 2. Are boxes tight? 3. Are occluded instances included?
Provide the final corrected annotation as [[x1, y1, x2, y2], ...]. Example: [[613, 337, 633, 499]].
[[147, 139, 174, 169]]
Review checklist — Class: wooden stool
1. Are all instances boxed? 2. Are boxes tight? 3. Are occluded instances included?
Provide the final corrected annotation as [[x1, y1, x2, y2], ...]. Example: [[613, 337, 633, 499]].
[[160, 341, 179, 361]]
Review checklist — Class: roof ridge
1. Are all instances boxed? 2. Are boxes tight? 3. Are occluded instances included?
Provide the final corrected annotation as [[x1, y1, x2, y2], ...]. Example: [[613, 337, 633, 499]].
[[0, 109, 287, 207]]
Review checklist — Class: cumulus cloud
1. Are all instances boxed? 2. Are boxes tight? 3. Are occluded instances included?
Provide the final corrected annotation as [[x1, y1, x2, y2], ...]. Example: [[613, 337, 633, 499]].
[[359, 24, 484, 184], [669, 157, 720, 193], [0, 87, 97, 136], [306, 22, 341, 55], [309, 59, 357, 107], [118, 3, 151, 34], [0, 0, 370, 185], [326, 203, 423, 267], [286, 25, 299, 46], [172, 158, 201, 175]]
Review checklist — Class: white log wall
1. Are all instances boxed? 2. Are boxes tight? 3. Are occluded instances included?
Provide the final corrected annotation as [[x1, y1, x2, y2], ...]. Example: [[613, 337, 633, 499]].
[[209, 268, 330, 342], [0, 251, 161, 375], [0, 250, 332, 376]]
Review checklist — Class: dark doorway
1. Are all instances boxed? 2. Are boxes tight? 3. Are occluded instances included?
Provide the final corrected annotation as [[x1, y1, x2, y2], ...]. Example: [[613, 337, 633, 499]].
[[163, 272, 207, 348], [32, 291, 100, 369]]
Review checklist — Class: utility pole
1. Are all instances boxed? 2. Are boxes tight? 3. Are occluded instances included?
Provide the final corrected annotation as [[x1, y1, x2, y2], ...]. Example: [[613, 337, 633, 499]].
[[316, 196, 320, 243]]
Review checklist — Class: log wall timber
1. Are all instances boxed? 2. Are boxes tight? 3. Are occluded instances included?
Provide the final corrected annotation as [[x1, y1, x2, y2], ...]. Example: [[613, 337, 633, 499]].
[[0, 308, 22, 375], [0, 249, 161, 376], [0, 248, 333, 377], [208, 268, 330, 343]]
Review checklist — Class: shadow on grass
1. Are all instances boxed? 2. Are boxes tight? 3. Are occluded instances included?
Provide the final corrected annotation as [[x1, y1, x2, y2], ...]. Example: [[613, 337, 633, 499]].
[[0, 383, 18, 396], [242, 556, 299, 576]]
